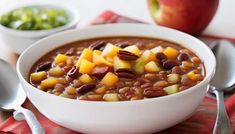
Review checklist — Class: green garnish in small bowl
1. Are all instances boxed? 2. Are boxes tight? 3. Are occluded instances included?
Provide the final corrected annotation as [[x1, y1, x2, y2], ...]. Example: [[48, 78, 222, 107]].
[[0, 7, 69, 30]]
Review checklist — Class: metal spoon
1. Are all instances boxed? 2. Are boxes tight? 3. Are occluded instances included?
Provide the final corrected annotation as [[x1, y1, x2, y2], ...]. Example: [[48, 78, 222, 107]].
[[209, 40, 235, 134], [0, 59, 45, 134]]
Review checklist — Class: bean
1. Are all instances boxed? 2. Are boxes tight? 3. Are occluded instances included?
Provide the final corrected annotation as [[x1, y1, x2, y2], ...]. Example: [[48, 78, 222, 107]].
[[66, 48, 77, 56], [141, 83, 152, 88], [95, 86, 107, 94], [36, 61, 52, 72], [181, 61, 194, 69], [171, 66, 182, 74], [156, 71, 167, 80], [144, 73, 157, 81], [66, 58, 74, 66], [153, 81, 168, 87], [57, 78, 68, 85], [87, 94, 102, 101], [77, 84, 96, 94], [54, 83, 65, 92], [191, 57, 201, 64], [67, 66, 79, 79], [163, 60, 178, 69], [66, 86, 77, 95], [177, 53, 189, 61], [63, 65, 73, 73], [73, 80, 83, 88], [133, 81, 141, 86], [156, 52, 167, 61], [138, 78, 151, 84], [143, 88, 166, 98], [119, 87, 130, 94]]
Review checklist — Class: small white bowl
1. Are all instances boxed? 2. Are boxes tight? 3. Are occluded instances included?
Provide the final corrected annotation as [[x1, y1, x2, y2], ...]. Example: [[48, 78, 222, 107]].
[[17, 24, 216, 134], [0, 4, 79, 54]]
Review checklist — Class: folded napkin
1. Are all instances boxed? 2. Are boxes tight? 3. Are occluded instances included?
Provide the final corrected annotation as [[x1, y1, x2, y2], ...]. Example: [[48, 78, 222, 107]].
[[1, 10, 235, 134]]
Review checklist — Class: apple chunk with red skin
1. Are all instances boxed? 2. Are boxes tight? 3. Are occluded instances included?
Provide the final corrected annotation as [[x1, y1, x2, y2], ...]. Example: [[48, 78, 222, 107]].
[[147, 0, 219, 35]]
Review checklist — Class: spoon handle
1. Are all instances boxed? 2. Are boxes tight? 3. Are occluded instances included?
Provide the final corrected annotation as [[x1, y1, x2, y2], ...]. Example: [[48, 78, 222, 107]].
[[213, 90, 233, 134], [13, 107, 45, 134]]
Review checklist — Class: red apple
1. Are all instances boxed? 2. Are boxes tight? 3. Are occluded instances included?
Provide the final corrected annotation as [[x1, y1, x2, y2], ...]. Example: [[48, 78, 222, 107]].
[[147, 0, 219, 35]]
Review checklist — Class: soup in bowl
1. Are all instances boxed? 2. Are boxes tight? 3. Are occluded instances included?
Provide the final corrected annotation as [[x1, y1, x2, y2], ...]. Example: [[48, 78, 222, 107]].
[[17, 24, 216, 133]]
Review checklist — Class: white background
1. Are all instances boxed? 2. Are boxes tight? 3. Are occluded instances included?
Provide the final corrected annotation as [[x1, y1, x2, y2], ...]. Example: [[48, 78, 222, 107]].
[[0, 0, 235, 38]]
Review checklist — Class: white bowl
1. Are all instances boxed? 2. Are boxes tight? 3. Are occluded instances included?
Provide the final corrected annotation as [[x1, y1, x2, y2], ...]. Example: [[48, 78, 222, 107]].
[[17, 24, 216, 134], [0, 4, 79, 54]]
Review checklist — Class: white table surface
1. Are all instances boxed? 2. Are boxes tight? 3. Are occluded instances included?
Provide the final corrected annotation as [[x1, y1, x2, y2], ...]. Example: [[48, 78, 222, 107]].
[[0, 0, 235, 38]]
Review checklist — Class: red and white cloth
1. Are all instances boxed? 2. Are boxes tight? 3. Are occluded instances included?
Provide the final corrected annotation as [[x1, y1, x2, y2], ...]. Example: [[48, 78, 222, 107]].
[[1, 11, 235, 134]]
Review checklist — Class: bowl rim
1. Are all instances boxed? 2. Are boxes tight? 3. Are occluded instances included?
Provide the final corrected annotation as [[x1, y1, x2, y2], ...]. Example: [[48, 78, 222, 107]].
[[0, 3, 80, 38], [17, 23, 216, 105]]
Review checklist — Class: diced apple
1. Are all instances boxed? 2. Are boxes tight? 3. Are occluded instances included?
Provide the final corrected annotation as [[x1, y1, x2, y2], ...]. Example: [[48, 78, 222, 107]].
[[163, 47, 179, 59], [145, 61, 160, 73], [54, 54, 67, 65], [105, 57, 113, 63], [123, 45, 141, 56], [79, 74, 93, 83], [75, 48, 93, 67], [113, 56, 131, 70], [30, 71, 47, 83], [93, 50, 102, 55], [103, 93, 119, 101], [93, 51, 113, 66], [101, 43, 121, 57], [151, 46, 164, 54], [40, 77, 58, 89], [167, 73, 180, 84], [133, 58, 145, 74], [79, 59, 95, 74], [187, 71, 197, 81], [163, 84, 179, 95], [100, 72, 119, 87], [141, 50, 156, 62]]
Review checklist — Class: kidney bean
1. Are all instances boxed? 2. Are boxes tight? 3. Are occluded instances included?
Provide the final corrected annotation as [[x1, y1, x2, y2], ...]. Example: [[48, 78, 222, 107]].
[[156, 52, 167, 61], [67, 66, 79, 79], [177, 53, 189, 61], [77, 84, 96, 94], [163, 60, 178, 69], [36, 61, 52, 72]]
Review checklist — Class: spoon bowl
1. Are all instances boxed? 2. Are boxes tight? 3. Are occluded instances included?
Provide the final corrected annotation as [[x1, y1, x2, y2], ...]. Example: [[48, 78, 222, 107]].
[[210, 40, 235, 90], [0, 59, 45, 134], [209, 40, 235, 134], [0, 59, 26, 110]]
